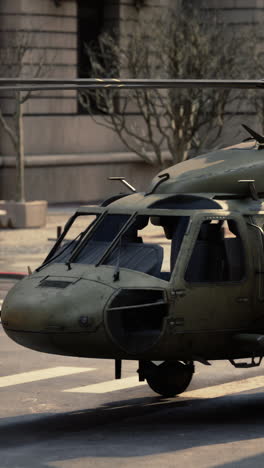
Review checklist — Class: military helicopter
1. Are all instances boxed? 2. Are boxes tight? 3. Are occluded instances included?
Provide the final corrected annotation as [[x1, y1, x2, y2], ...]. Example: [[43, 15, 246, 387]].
[[1, 78, 264, 398]]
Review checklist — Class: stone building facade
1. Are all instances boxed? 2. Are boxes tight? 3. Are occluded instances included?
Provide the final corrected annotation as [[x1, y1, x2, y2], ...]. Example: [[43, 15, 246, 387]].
[[0, 0, 262, 202]]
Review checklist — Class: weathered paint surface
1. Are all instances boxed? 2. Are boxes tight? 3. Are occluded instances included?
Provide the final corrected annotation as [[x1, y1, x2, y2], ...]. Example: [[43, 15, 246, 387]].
[[3, 140, 264, 364]]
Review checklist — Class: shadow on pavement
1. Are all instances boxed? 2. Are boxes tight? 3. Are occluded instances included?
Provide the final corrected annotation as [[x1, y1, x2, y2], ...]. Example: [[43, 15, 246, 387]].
[[1, 391, 264, 467]]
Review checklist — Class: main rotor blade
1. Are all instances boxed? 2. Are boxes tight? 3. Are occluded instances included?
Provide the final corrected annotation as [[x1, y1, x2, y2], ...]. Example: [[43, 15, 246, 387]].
[[0, 78, 264, 92]]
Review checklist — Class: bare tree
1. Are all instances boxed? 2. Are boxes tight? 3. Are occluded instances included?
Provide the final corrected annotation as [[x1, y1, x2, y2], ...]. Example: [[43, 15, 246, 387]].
[[248, 46, 264, 133], [79, 8, 258, 167], [0, 32, 49, 202]]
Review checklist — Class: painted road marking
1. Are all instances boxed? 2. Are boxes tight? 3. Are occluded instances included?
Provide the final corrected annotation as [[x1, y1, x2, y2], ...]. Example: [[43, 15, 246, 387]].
[[64, 375, 264, 396], [64, 376, 146, 394], [0, 367, 95, 389], [184, 375, 264, 400]]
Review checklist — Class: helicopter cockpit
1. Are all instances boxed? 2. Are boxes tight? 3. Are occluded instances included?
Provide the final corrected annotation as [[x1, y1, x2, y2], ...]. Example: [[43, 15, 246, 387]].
[[39, 193, 245, 285], [40, 210, 190, 281]]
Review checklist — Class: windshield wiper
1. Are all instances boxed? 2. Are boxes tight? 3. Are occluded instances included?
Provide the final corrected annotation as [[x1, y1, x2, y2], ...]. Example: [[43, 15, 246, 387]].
[[37, 232, 84, 271], [113, 237, 122, 282], [69, 211, 108, 264]]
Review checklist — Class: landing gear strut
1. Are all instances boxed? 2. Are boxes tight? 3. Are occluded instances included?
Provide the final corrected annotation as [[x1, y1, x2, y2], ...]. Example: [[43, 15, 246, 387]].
[[138, 360, 194, 397]]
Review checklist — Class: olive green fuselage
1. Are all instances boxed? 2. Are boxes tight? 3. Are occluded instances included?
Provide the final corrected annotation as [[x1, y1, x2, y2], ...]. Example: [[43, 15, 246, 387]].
[[3, 142, 264, 363], [2, 203, 263, 364]]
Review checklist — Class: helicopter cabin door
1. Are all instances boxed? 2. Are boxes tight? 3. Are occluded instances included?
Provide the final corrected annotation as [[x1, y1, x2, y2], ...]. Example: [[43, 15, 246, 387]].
[[169, 212, 253, 359], [244, 215, 264, 325]]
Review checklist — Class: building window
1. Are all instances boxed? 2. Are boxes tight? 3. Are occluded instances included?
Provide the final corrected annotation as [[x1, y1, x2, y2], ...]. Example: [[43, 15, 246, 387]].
[[77, 0, 104, 113], [77, 0, 104, 78]]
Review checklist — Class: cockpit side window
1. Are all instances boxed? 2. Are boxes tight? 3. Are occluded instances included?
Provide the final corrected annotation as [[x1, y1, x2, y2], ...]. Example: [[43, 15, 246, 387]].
[[41, 214, 98, 267], [184, 219, 245, 283]]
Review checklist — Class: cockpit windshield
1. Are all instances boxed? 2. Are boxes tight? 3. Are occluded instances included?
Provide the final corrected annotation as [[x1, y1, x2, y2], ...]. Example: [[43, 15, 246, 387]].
[[42, 211, 190, 281]]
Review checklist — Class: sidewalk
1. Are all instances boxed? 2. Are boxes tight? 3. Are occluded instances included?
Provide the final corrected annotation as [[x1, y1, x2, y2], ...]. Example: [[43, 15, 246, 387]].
[[0, 205, 78, 273]]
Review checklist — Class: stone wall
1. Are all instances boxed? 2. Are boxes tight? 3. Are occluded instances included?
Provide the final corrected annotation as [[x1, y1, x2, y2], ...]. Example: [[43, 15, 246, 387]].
[[0, 0, 166, 203], [199, 0, 264, 21], [0, 152, 160, 203], [0, 0, 78, 115], [0, 0, 125, 158], [0, 0, 262, 203]]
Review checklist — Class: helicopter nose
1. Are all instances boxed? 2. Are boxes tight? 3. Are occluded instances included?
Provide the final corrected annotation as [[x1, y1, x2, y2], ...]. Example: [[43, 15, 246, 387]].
[[1, 276, 114, 354]]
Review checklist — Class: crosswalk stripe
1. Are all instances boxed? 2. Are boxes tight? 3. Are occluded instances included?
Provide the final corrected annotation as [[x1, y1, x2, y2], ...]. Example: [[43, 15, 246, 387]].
[[64, 376, 146, 393], [64, 374, 264, 396], [184, 375, 264, 399], [0, 366, 95, 388]]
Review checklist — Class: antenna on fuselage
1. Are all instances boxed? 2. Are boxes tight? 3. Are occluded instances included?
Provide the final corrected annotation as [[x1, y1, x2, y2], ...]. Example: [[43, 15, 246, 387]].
[[108, 177, 136, 193]]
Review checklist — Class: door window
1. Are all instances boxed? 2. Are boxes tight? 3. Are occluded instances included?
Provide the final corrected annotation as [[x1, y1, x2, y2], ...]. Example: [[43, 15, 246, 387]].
[[185, 219, 245, 283]]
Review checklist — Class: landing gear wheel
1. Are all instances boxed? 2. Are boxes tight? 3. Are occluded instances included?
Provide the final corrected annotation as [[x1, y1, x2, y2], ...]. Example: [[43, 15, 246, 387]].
[[142, 361, 194, 397]]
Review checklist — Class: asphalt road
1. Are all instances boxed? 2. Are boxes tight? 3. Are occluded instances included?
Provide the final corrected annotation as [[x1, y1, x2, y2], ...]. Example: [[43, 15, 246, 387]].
[[0, 315, 264, 468], [1, 209, 264, 467]]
